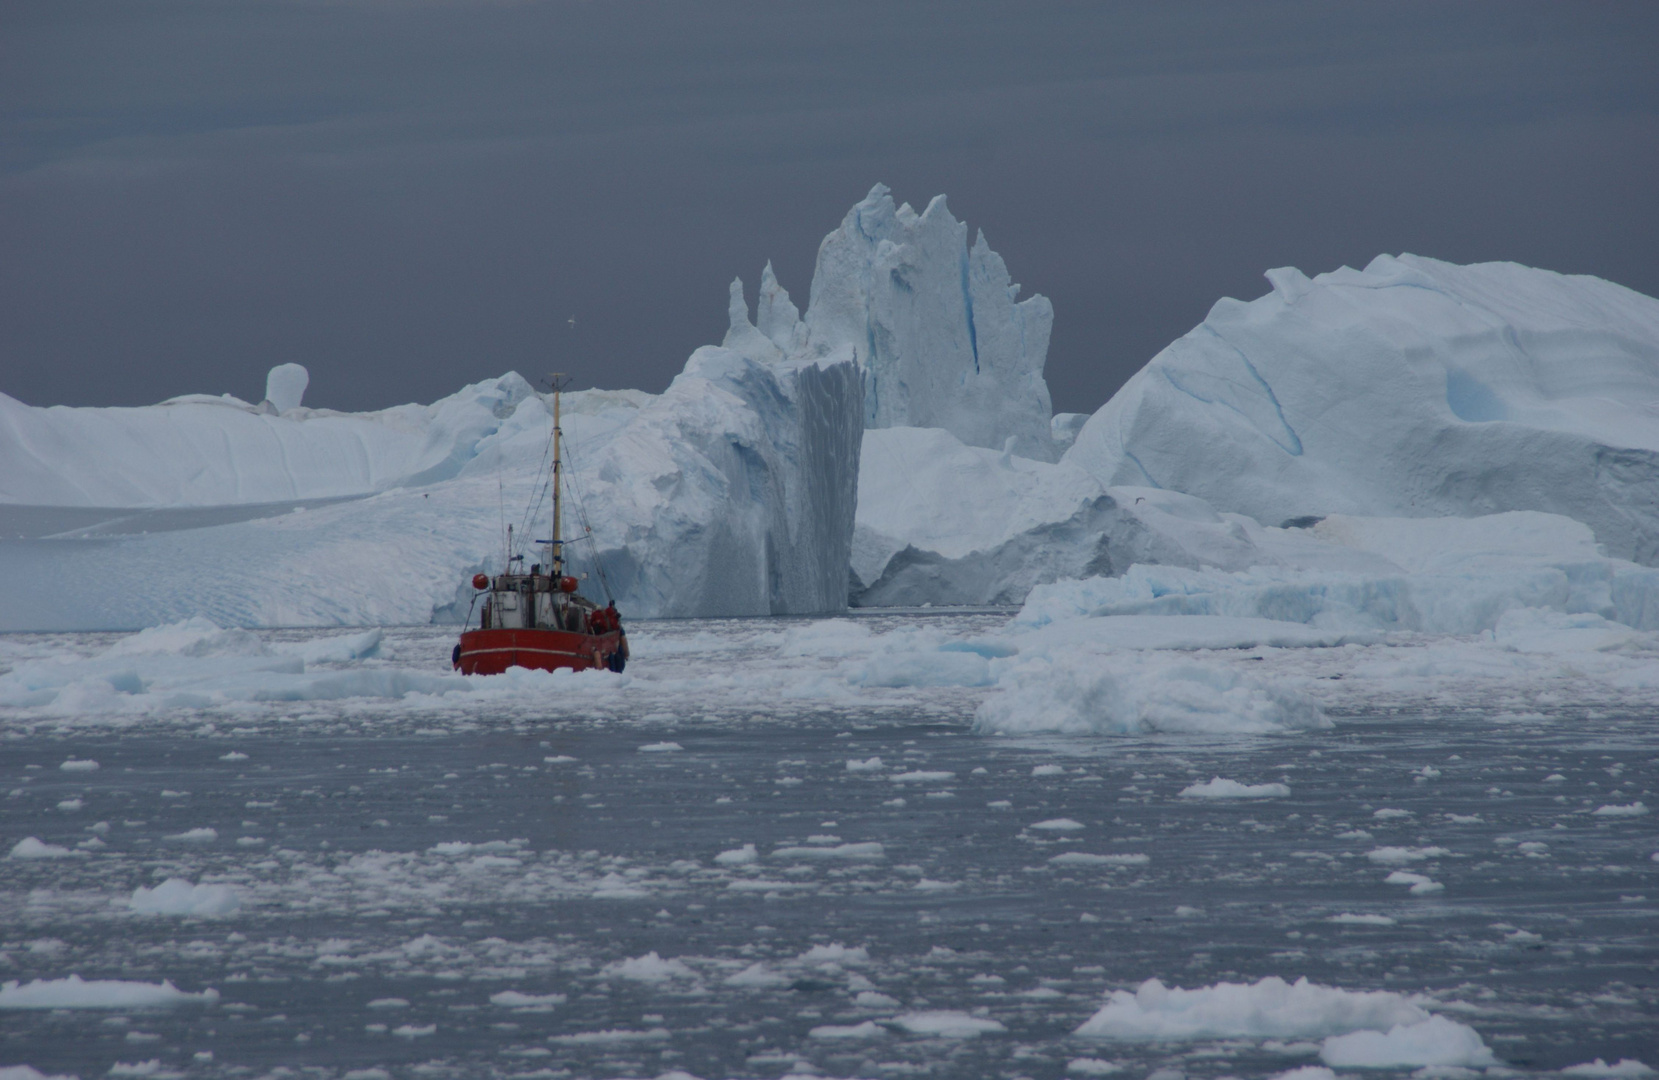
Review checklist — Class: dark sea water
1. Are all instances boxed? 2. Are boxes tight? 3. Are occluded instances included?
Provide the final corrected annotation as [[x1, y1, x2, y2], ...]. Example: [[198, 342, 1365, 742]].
[[2, 621, 1656, 1079]]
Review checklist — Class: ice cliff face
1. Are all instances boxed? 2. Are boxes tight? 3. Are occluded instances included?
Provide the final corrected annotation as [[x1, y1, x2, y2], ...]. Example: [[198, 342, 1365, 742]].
[[1066, 254, 1659, 565], [802, 185, 1057, 461]]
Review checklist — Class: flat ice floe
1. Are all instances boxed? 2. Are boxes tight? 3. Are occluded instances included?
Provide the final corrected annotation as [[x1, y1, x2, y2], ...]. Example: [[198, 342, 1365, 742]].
[[1075, 976, 1495, 1067], [0, 975, 218, 1009]]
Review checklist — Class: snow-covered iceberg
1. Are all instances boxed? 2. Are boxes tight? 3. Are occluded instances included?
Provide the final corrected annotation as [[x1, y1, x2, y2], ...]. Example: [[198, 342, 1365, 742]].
[[0, 323, 860, 628], [851, 426, 1386, 606], [1067, 254, 1659, 566]]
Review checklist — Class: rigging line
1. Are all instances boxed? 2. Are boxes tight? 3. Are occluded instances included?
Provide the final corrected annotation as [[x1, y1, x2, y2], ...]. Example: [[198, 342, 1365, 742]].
[[516, 406, 558, 559], [558, 424, 614, 604]]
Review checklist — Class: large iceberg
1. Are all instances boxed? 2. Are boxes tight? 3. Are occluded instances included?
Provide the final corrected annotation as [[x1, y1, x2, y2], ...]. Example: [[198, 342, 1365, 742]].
[[0, 324, 860, 631], [806, 184, 1057, 460], [1066, 254, 1659, 565], [851, 426, 1385, 606]]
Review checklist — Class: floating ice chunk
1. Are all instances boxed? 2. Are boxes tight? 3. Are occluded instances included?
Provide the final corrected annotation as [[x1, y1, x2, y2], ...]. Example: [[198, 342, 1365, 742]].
[[891, 1010, 1006, 1037], [0, 1066, 78, 1080], [724, 963, 789, 988], [1050, 853, 1149, 867], [1029, 818, 1086, 832], [638, 742, 684, 753], [1180, 778, 1290, 799], [599, 952, 696, 983], [392, 1024, 435, 1038], [798, 943, 870, 966], [548, 1027, 671, 1045], [714, 844, 758, 865], [1592, 802, 1648, 817], [107, 1063, 167, 1078], [1382, 871, 1444, 895], [162, 828, 218, 844], [1270, 1069, 1339, 1080], [1372, 808, 1412, 819], [1327, 914, 1396, 926], [1561, 1060, 1655, 1078], [1544, 773, 1567, 782], [218, 752, 248, 761], [129, 878, 240, 917], [889, 770, 955, 783], [8, 838, 80, 859], [1320, 1014, 1496, 1068], [0, 975, 218, 1009], [846, 757, 885, 772], [810, 1020, 885, 1039], [487, 995, 567, 1008], [1067, 1060, 1125, 1076], [1075, 976, 1429, 1039], [856, 990, 900, 1008], [60, 759, 98, 772], [1033, 764, 1067, 776], [366, 998, 409, 1009], [977, 650, 1328, 736], [1367, 846, 1448, 865], [771, 842, 883, 860]]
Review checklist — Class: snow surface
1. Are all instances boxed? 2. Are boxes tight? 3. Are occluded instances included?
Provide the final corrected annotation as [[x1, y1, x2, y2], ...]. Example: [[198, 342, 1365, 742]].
[[1066, 254, 1659, 566]]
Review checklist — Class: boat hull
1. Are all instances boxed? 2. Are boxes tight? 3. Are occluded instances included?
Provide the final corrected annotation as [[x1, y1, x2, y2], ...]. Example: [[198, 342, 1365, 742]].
[[454, 627, 625, 676]]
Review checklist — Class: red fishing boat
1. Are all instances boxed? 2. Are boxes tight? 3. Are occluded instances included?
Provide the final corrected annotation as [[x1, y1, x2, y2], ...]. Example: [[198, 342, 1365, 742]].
[[452, 376, 628, 676]]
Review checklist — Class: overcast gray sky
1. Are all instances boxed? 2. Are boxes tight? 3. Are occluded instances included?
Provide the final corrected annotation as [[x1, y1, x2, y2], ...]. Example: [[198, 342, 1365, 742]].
[[3, 1, 1656, 415]]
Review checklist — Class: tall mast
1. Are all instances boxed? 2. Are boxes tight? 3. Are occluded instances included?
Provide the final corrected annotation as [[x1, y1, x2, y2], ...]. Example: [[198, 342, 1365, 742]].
[[549, 373, 564, 578]]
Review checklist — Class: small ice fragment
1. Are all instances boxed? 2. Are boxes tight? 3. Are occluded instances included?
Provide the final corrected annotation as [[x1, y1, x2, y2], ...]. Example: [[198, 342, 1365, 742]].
[[1033, 764, 1066, 776], [57, 799, 83, 812], [1050, 853, 1149, 867], [1543, 774, 1567, 783], [846, 757, 884, 772], [366, 998, 409, 1009], [1561, 1060, 1655, 1078], [1174, 906, 1204, 918], [129, 879, 240, 917], [1319, 1014, 1495, 1067], [544, 756, 577, 763], [219, 752, 248, 761], [1068, 1060, 1124, 1076], [489, 991, 565, 1007], [9, 838, 80, 859], [60, 760, 99, 772], [810, 1020, 884, 1039], [1180, 777, 1290, 799], [1592, 802, 1648, 817], [1029, 818, 1085, 832], [890, 1010, 1006, 1037], [638, 742, 683, 753], [391, 1024, 435, 1037], [162, 828, 218, 843], [1372, 808, 1412, 819], [889, 770, 955, 783], [714, 844, 758, 865], [1327, 913, 1395, 926], [1366, 846, 1447, 865]]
